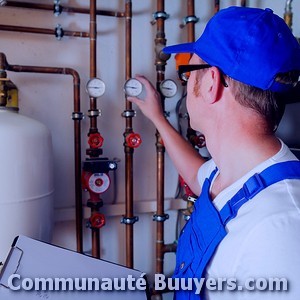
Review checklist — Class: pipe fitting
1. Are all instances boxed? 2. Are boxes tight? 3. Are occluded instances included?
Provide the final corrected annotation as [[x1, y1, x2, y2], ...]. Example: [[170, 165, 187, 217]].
[[120, 216, 139, 225], [55, 24, 64, 40], [0, 53, 9, 71], [155, 43, 171, 66], [53, 0, 62, 17], [153, 213, 169, 222]]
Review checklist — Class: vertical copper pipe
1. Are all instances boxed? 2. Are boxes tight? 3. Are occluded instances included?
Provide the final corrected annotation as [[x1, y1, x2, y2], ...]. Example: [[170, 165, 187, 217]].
[[241, 0, 247, 7], [124, 0, 134, 269], [155, 0, 167, 280], [88, 0, 100, 258], [187, 0, 195, 43], [0, 53, 83, 253], [89, 0, 97, 132], [214, 0, 220, 14]]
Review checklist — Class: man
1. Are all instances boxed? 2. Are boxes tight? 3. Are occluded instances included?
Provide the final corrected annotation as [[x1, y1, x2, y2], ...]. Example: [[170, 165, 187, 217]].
[[129, 6, 300, 299]]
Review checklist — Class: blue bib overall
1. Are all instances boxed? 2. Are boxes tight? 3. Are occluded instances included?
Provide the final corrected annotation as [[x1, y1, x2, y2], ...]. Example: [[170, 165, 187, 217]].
[[173, 161, 300, 299]]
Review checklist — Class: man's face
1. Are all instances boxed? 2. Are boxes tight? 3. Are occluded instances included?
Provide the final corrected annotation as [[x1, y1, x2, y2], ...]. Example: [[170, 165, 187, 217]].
[[186, 54, 206, 131]]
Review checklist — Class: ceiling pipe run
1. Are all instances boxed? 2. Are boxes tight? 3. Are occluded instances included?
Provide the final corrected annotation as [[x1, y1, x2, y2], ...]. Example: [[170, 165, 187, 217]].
[[3, 1, 125, 18], [0, 52, 84, 254], [0, 24, 89, 39]]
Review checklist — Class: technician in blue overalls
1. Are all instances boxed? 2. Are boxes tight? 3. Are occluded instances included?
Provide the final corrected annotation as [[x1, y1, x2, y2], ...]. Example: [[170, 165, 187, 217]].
[[129, 6, 300, 300]]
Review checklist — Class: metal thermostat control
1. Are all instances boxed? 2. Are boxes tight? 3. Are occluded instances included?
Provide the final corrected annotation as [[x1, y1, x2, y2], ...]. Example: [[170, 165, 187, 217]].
[[160, 79, 177, 98], [124, 78, 143, 97], [86, 78, 105, 98]]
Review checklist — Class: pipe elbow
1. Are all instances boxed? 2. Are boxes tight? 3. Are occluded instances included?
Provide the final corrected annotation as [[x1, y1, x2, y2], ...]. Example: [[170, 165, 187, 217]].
[[0, 53, 9, 71]]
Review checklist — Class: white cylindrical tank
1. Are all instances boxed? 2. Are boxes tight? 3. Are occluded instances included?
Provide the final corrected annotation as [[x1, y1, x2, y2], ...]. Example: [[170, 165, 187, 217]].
[[0, 108, 54, 262]]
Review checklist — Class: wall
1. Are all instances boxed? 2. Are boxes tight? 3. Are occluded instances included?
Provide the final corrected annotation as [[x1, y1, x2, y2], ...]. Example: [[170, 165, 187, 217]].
[[0, 0, 299, 291]]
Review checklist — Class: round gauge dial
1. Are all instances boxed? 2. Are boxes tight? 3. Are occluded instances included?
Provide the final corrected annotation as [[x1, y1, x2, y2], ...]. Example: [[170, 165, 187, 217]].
[[124, 78, 143, 97], [160, 79, 178, 98], [86, 78, 105, 98]]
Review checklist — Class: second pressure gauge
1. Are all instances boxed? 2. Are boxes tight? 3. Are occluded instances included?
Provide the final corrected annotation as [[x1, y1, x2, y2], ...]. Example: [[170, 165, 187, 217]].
[[86, 78, 106, 98], [124, 78, 143, 97], [160, 79, 178, 98]]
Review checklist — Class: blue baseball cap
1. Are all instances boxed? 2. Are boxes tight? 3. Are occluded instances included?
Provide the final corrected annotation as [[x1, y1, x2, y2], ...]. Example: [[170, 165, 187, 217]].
[[163, 6, 300, 93]]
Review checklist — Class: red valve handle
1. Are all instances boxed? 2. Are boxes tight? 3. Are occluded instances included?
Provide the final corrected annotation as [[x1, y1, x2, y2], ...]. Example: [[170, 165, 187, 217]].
[[89, 213, 106, 229], [126, 133, 142, 148], [179, 176, 196, 198], [88, 133, 104, 149], [192, 134, 206, 148]]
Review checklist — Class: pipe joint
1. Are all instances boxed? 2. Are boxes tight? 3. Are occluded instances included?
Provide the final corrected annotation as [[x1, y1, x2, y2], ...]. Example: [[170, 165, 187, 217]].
[[72, 112, 84, 120], [122, 109, 136, 118], [152, 11, 170, 21], [120, 216, 139, 225], [55, 24, 64, 40], [153, 214, 169, 222], [180, 15, 199, 28], [53, 1, 62, 17], [87, 109, 101, 117], [0, 53, 9, 71]]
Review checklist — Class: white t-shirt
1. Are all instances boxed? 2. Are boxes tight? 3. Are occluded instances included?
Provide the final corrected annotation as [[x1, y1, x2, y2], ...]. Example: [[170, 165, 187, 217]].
[[197, 140, 300, 299]]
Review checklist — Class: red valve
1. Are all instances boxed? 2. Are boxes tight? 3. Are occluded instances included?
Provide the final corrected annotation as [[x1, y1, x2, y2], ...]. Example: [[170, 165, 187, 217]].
[[88, 133, 104, 149], [126, 133, 142, 148], [191, 134, 206, 148], [179, 176, 196, 198], [89, 213, 106, 229]]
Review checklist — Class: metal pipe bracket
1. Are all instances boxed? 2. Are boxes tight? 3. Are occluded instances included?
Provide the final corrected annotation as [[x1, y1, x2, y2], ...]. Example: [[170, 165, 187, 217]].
[[55, 24, 64, 40], [153, 213, 169, 222], [180, 15, 199, 28], [120, 216, 139, 225]]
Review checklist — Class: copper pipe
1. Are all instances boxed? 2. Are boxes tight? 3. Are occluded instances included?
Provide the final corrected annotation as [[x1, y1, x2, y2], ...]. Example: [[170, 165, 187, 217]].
[[91, 206, 100, 258], [284, 0, 293, 30], [0, 24, 89, 38], [241, 0, 247, 7], [0, 52, 83, 253], [154, 0, 169, 282], [88, 0, 101, 258], [124, 0, 135, 269], [214, 0, 220, 14], [162, 242, 177, 254], [187, 0, 195, 43], [4, 1, 125, 17], [89, 0, 97, 133]]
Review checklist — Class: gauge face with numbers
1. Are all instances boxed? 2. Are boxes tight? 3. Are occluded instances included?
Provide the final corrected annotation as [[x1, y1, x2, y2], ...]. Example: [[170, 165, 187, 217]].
[[160, 79, 178, 98], [86, 78, 105, 98], [124, 78, 143, 97]]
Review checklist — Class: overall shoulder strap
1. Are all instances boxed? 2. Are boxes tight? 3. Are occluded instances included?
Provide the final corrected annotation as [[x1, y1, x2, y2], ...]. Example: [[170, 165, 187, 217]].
[[220, 160, 300, 225]]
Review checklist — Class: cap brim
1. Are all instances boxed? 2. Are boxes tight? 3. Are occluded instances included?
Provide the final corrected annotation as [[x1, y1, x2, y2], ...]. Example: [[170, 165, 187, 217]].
[[163, 42, 195, 54]]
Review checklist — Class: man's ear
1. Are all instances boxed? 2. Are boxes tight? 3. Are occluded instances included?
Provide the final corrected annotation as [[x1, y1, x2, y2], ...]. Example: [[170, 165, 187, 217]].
[[206, 66, 225, 104]]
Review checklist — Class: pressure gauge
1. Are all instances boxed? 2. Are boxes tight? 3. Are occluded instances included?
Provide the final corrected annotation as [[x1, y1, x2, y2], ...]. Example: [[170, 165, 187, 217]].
[[86, 78, 105, 98], [160, 79, 178, 98], [124, 78, 143, 97]]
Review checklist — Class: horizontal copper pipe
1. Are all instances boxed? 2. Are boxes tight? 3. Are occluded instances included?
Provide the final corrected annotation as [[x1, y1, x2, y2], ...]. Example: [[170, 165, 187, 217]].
[[0, 24, 89, 38], [162, 242, 177, 254], [5, 1, 125, 17]]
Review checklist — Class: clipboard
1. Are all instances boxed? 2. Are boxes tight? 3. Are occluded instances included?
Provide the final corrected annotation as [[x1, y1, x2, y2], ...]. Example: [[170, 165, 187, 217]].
[[0, 235, 149, 299]]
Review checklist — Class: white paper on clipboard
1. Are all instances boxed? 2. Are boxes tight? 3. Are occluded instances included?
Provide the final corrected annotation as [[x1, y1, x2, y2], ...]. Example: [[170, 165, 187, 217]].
[[0, 235, 150, 300]]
